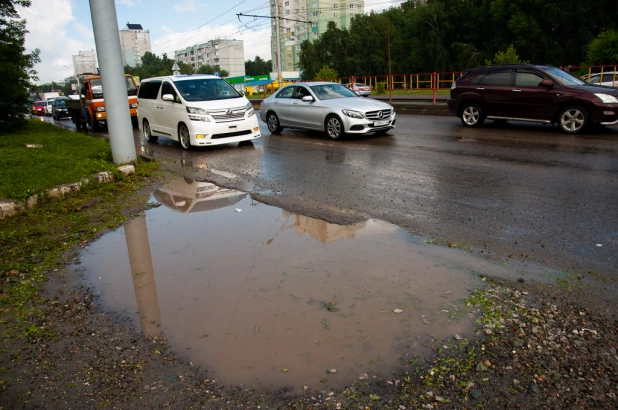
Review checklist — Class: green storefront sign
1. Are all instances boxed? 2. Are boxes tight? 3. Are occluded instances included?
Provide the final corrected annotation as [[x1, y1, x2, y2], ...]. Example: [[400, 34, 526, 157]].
[[226, 74, 271, 84]]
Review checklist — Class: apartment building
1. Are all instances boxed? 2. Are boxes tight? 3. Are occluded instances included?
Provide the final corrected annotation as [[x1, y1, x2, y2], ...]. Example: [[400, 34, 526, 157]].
[[119, 23, 151, 67], [174, 39, 245, 77], [271, 0, 365, 72], [72, 50, 97, 76]]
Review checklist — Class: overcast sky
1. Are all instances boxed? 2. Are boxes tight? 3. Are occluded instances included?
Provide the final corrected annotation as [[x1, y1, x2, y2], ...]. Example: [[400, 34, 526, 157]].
[[18, 0, 403, 84]]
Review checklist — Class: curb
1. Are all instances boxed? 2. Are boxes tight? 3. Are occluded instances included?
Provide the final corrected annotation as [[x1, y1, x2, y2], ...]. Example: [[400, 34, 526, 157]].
[[0, 165, 135, 220]]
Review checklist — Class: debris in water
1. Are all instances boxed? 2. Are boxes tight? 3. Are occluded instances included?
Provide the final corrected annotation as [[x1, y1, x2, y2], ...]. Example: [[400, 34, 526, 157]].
[[328, 369, 337, 374], [321, 319, 330, 329], [359, 373, 369, 380], [393, 309, 404, 314], [234, 208, 242, 212], [596, 244, 602, 247]]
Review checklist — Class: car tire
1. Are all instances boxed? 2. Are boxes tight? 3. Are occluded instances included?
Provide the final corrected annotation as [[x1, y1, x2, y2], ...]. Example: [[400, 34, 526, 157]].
[[143, 119, 158, 142], [266, 112, 282, 134], [558, 105, 588, 134], [460, 102, 485, 127], [325, 115, 345, 140], [178, 123, 191, 150]]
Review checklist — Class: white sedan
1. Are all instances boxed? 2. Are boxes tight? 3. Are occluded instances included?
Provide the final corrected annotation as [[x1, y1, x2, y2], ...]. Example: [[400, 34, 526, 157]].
[[259, 82, 396, 140], [344, 82, 372, 97]]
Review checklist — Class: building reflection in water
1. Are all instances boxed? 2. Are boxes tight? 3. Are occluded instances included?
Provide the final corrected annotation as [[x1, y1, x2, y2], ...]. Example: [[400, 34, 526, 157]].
[[282, 210, 366, 243], [124, 216, 163, 337]]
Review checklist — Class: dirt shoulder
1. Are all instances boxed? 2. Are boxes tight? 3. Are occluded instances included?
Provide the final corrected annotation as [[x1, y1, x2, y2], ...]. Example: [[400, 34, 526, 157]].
[[1, 171, 617, 409]]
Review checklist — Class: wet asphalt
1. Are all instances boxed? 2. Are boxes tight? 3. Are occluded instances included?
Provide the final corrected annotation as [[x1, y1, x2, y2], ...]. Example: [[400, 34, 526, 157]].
[[44, 114, 618, 279]]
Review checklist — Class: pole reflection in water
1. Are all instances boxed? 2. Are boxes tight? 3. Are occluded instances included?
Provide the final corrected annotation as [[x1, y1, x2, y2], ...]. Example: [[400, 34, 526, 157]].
[[124, 216, 163, 337]]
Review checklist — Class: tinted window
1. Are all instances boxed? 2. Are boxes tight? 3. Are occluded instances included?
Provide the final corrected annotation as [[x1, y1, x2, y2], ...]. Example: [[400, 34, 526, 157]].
[[138, 81, 162, 99], [480, 70, 512, 86], [55, 99, 67, 107], [515, 72, 544, 87], [603, 73, 617, 82], [173, 78, 241, 102], [161, 82, 181, 103], [294, 86, 312, 99], [276, 86, 294, 98]]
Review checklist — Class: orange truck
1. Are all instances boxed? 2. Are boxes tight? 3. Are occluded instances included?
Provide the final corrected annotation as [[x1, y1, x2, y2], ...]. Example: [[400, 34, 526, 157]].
[[67, 73, 139, 131]]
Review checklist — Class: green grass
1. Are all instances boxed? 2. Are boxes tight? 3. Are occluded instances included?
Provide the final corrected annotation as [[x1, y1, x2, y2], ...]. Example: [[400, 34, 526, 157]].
[[0, 120, 118, 200]]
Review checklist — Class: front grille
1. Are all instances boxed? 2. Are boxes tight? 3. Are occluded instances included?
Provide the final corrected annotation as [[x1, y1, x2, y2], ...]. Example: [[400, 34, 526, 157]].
[[211, 130, 252, 139], [208, 106, 247, 122], [365, 109, 392, 120]]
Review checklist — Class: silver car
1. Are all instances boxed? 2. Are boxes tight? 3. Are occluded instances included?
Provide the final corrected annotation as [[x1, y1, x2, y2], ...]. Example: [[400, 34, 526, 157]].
[[259, 82, 396, 140]]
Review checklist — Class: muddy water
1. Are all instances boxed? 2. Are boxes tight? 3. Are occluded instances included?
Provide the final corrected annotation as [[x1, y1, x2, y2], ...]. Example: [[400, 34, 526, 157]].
[[78, 177, 554, 390]]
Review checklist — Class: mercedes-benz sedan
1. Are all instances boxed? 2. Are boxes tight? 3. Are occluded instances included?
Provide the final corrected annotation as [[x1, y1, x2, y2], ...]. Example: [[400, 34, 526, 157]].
[[259, 82, 396, 140]]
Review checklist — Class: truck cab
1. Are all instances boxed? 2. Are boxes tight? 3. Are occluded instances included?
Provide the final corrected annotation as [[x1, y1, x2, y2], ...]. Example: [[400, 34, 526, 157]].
[[70, 74, 139, 130]]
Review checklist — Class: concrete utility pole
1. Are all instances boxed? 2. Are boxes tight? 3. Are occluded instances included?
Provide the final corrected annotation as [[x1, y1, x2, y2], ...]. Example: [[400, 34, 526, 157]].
[[274, 0, 282, 89], [89, 0, 137, 164]]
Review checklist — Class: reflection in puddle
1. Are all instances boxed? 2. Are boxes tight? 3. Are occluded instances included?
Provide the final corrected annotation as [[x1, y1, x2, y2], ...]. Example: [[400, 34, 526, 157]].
[[78, 176, 546, 390]]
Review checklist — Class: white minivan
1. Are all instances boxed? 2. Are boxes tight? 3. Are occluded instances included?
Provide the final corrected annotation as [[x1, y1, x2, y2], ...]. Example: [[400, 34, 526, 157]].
[[137, 74, 261, 149]]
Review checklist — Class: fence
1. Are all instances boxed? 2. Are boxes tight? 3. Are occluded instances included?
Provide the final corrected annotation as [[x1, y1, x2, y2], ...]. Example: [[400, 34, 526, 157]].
[[562, 65, 617, 87]]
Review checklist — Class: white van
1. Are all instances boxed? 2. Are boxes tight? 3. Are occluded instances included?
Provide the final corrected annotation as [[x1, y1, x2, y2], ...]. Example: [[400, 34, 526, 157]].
[[137, 74, 261, 149]]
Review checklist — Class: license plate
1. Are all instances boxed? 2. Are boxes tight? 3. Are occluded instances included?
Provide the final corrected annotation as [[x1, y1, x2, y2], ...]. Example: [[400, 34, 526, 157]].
[[374, 120, 389, 126]]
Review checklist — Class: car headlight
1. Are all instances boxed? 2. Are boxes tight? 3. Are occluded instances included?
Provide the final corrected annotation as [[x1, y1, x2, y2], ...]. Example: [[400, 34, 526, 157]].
[[186, 106, 208, 115], [245, 102, 252, 111], [342, 109, 364, 119], [595, 93, 618, 104], [246, 108, 255, 117], [130, 102, 138, 108], [96, 106, 105, 112]]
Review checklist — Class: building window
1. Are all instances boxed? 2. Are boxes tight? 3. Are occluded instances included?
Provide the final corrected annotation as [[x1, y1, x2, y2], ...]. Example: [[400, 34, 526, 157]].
[[312, 11, 318, 17], [286, 27, 291, 32], [334, 13, 337, 17], [313, 31, 318, 37], [285, 9, 290, 14], [333, 4, 337, 9], [357, 4, 361, 9], [312, 2, 317, 7], [349, 4, 354, 8], [284, 1, 289, 5]]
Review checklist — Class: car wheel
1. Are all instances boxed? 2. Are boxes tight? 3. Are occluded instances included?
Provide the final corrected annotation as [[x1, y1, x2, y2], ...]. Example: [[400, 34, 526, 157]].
[[179, 123, 191, 150], [267, 112, 282, 134], [461, 102, 485, 127], [325, 115, 345, 140], [143, 119, 158, 142], [558, 106, 588, 134]]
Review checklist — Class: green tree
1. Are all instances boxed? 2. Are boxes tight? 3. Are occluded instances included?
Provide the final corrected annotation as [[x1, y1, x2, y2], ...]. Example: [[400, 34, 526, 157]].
[[485, 44, 527, 65], [315, 65, 338, 81], [586, 29, 618, 65], [177, 61, 194, 74], [245, 56, 272, 76], [0, 0, 40, 132], [196, 64, 228, 77]]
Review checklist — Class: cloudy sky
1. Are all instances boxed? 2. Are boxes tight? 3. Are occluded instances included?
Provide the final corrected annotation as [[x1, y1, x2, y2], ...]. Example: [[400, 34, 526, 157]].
[[18, 0, 403, 84]]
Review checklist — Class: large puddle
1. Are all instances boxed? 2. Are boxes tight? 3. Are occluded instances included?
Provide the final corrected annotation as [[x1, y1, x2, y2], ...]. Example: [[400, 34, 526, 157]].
[[77, 176, 559, 389]]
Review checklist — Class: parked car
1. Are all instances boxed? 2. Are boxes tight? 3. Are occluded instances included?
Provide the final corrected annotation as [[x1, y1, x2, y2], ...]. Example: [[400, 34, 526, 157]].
[[586, 71, 618, 88], [45, 98, 56, 116], [259, 82, 396, 140], [52, 97, 70, 120], [343, 82, 372, 97], [137, 74, 261, 149], [33, 101, 46, 116], [447, 64, 618, 134]]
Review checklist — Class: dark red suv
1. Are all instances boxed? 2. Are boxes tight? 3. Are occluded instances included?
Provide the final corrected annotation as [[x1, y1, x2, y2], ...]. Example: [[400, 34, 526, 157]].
[[447, 64, 618, 134]]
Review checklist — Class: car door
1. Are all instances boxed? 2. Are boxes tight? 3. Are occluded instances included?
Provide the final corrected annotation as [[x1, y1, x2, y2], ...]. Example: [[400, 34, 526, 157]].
[[289, 86, 323, 129], [476, 69, 514, 117], [272, 86, 295, 126], [137, 80, 161, 130], [157, 81, 183, 138], [510, 70, 557, 121]]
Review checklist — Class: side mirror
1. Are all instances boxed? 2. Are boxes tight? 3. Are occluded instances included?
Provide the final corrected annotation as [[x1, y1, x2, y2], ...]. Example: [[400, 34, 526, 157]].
[[162, 94, 175, 102], [541, 79, 554, 88], [301, 95, 314, 102]]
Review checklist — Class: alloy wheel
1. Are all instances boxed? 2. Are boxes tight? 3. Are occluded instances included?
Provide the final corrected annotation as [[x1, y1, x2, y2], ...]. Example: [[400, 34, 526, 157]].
[[179, 125, 191, 149], [462, 106, 480, 125], [560, 108, 585, 133], [326, 116, 342, 139], [267, 114, 279, 133]]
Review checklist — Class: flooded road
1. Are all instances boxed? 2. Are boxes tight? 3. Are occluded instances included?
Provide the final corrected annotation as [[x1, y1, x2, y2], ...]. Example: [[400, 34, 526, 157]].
[[76, 176, 565, 390]]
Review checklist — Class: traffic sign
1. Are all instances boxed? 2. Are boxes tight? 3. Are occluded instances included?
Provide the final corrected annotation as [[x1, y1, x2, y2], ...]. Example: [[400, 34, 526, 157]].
[[172, 61, 181, 75], [213, 71, 220, 77]]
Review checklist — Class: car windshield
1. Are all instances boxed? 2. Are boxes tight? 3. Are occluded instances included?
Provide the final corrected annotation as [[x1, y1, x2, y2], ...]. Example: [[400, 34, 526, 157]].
[[35, 102, 45, 107], [309, 83, 358, 100], [89, 77, 138, 98], [173, 78, 241, 102], [55, 99, 66, 107], [543, 67, 586, 86]]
